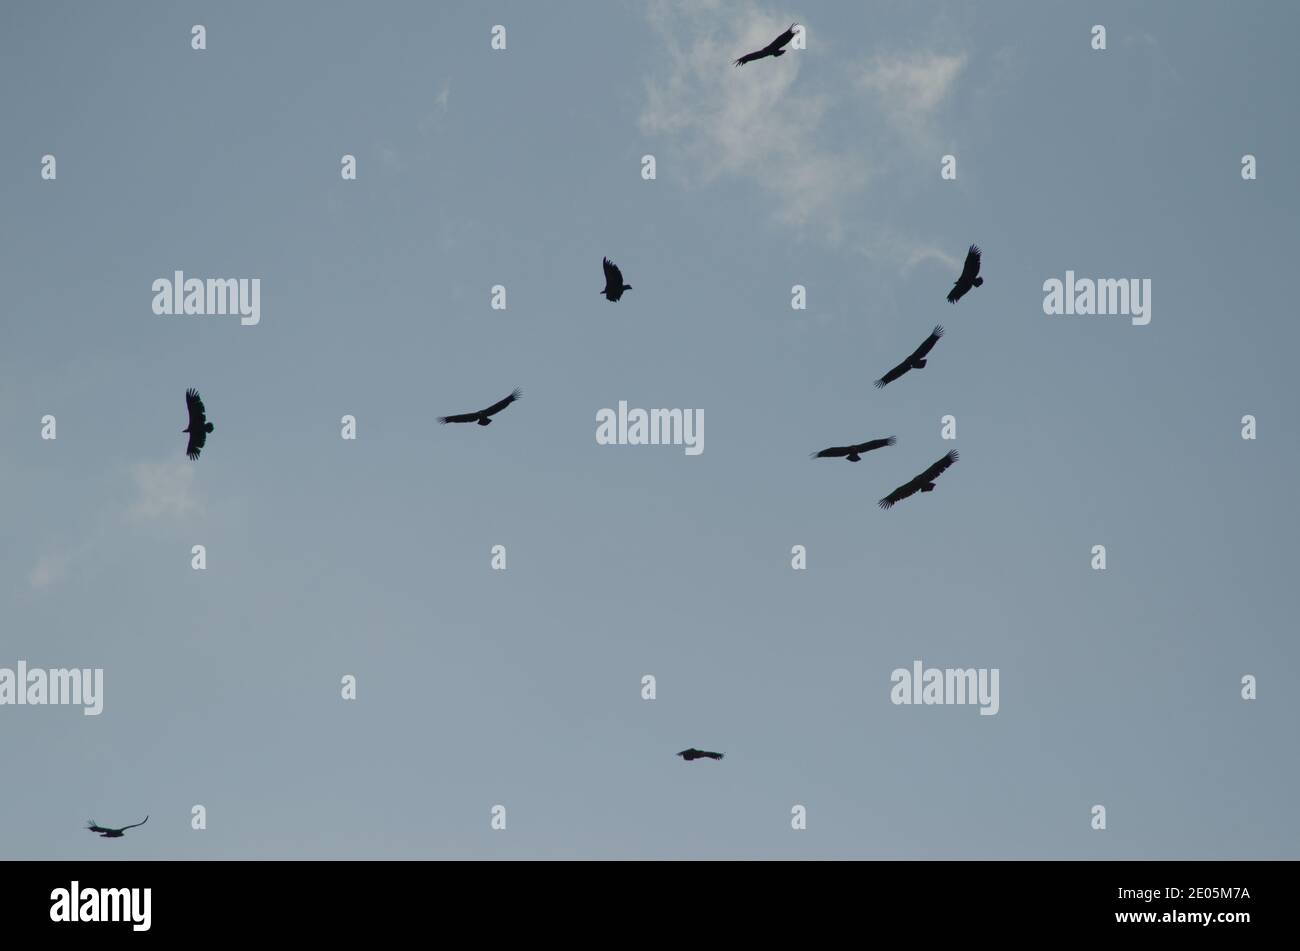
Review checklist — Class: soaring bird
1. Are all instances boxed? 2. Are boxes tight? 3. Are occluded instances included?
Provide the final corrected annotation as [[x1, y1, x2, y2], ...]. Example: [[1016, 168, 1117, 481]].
[[183, 388, 214, 460], [677, 748, 724, 761], [734, 23, 798, 66], [439, 388, 522, 426], [812, 436, 896, 462], [878, 451, 959, 510], [600, 257, 632, 302], [946, 245, 983, 303], [86, 816, 148, 838], [874, 326, 945, 389]]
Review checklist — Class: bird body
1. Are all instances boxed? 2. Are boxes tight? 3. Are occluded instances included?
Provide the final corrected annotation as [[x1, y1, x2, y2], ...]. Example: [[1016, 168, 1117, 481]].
[[946, 245, 983, 303], [183, 388, 214, 460], [601, 257, 632, 302], [734, 23, 798, 66], [874, 326, 945, 389], [677, 748, 724, 761], [812, 436, 896, 462], [86, 816, 148, 838], [439, 388, 521, 426], [878, 451, 959, 509]]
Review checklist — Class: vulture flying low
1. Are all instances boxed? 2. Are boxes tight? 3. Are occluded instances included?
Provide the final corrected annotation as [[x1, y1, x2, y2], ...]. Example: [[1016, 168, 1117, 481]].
[[946, 245, 983, 303], [183, 388, 214, 460], [600, 257, 632, 302], [439, 388, 521, 426], [86, 816, 148, 838], [734, 23, 799, 66], [874, 326, 945, 389], [878, 451, 959, 510], [677, 748, 724, 761], [812, 436, 896, 462]]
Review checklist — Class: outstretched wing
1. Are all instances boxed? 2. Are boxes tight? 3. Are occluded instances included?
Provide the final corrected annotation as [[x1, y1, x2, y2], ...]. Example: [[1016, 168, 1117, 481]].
[[851, 437, 896, 454], [766, 23, 798, 52], [185, 388, 206, 428], [733, 49, 767, 66], [439, 412, 479, 424], [878, 477, 922, 510], [812, 445, 851, 458], [86, 820, 110, 834], [185, 430, 206, 460], [874, 358, 911, 389], [910, 325, 945, 362], [947, 246, 981, 302], [481, 387, 522, 418], [701, 750, 725, 760], [602, 257, 622, 289], [118, 815, 148, 832], [919, 450, 959, 483]]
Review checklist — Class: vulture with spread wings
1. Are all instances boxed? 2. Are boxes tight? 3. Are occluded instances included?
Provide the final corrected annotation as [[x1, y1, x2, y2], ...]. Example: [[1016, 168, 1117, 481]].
[[946, 245, 983, 303], [734, 23, 798, 66], [677, 748, 725, 761], [812, 436, 896, 462], [86, 816, 148, 838], [183, 388, 214, 460], [600, 257, 632, 302], [878, 451, 959, 510], [439, 388, 522, 426], [874, 326, 945, 389]]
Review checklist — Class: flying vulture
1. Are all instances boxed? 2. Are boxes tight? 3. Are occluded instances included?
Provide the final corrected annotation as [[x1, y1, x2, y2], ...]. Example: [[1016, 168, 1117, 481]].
[[874, 326, 945, 389], [600, 257, 632, 302], [439, 388, 522, 426], [878, 451, 959, 510], [86, 816, 148, 838], [678, 748, 724, 761], [946, 245, 983, 303], [183, 388, 214, 460], [734, 23, 798, 66], [812, 436, 896, 462]]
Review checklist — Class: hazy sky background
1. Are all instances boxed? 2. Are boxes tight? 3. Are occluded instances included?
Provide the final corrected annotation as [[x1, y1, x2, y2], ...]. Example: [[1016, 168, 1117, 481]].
[[1, 1, 1297, 859]]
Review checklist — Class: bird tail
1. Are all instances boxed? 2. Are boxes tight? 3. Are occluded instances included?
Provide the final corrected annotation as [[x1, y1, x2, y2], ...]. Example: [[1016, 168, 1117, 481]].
[[973, 277, 983, 287]]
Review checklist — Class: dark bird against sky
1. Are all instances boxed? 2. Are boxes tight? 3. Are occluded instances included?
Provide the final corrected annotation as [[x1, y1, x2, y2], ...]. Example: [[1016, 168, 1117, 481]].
[[183, 388, 214, 460], [878, 451, 959, 510], [733, 23, 798, 66], [812, 436, 896, 462], [677, 748, 725, 761], [874, 326, 945, 389], [600, 257, 632, 302], [439, 388, 522, 426], [946, 245, 983, 303], [86, 816, 148, 838]]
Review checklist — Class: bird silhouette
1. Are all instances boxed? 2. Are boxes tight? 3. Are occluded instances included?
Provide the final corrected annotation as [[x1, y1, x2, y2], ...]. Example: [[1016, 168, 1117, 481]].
[[86, 816, 148, 838], [439, 388, 522, 426], [183, 389, 214, 460]]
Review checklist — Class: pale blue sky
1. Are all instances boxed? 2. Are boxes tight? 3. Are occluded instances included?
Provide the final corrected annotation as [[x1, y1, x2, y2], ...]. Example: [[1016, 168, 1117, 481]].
[[1, 1, 1297, 859]]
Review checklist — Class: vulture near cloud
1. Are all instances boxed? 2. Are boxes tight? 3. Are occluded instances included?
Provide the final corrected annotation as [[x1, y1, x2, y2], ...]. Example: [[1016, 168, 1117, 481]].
[[734, 23, 799, 66], [878, 451, 959, 510], [677, 748, 725, 761], [86, 816, 148, 838], [600, 257, 632, 302], [946, 245, 983, 303], [439, 388, 522, 426], [183, 388, 214, 460], [874, 326, 945, 389], [812, 436, 896, 462]]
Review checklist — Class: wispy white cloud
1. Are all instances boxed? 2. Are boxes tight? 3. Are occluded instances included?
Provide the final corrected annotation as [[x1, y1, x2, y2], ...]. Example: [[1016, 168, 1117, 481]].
[[640, 4, 867, 235], [128, 460, 202, 521], [28, 552, 71, 590], [857, 52, 967, 129], [640, 3, 966, 262]]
